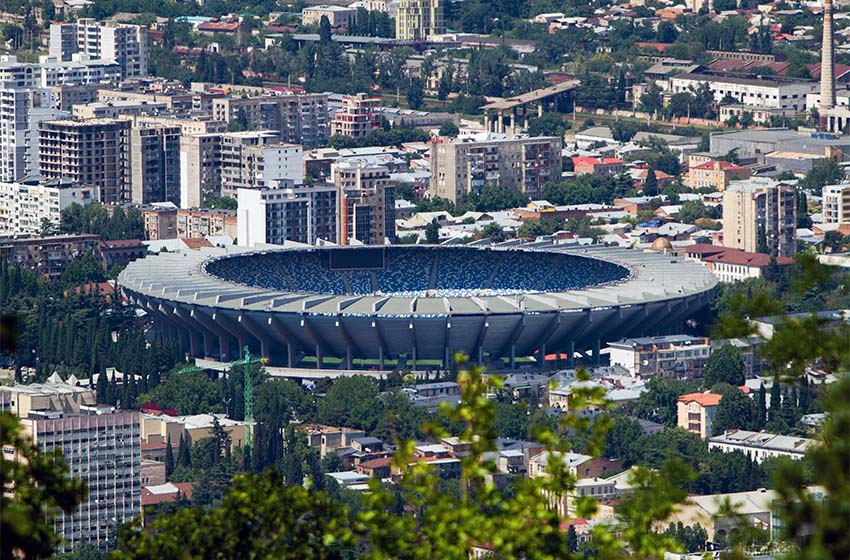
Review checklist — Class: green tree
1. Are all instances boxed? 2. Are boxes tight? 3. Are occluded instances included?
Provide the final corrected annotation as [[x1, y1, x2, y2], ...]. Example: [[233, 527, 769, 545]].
[[1, 412, 87, 559], [140, 371, 223, 415], [438, 121, 460, 138], [643, 166, 659, 197], [703, 344, 745, 388], [319, 15, 332, 43], [712, 384, 755, 435], [407, 77, 424, 110], [526, 113, 569, 138], [611, 121, 638, 143], [480, 222, 507, 242], [317, 376, 380, 430], [425, 218, 440, 244], [799, 159, 845, 194], [632, 378, 698, 427], [164, 434, 175, 477]]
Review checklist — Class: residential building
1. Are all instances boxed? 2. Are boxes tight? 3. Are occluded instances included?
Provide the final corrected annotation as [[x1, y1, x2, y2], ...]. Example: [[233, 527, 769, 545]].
[[722, 178, 796, 257], [49, 19, 148, 78], [0, 54, 38, 87], [0, 382, 141, 553], [0, 234, 100, 278], [39, 118, 132, 204], [396, 0, 445, 40], [669, 73, 817, 111], [607, 335, 712, 379], [138, 203, 178, 240], [301, 5, 357, 28], [38, 54, 122, 87], [677, 392, 723, 439], [669, 488, 785, 542], [0, 86, 64, 182], [0, 176, 99, 235], [822, 183, 850, 223], [141, 413, 248, 452], [572, 156, 626, 176], [219, 131, 303, 197], [331, 93, 382, 138], [688, 160, 751, 192], [708, 430, 815, 463], [332, 160, 395, 245], [130, 123, 181, 206], [48, 83, 102, 112], [298, 424, 366, 457], [237, 182, 337, 246], [430, 135, 562, 203], [99, 239, 147, 270], [702, 249, 795, 283], [176, 208, 237, 239], [179, 133, 222, 208], [210, 93, 329, 147]]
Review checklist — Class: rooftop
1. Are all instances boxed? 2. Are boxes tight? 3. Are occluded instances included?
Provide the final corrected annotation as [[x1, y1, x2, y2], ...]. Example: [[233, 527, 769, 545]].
[[708, 429, 814, 453], [677, 392, 722, 407]]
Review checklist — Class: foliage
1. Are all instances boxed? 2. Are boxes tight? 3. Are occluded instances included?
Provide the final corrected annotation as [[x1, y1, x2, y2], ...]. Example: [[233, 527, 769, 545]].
[[711, 384, 757, 436], [438, 121, 459, 138], [541, 174, 634, 206], [61, 204, 145, 241], [140, 371, 224, 416], [425, 218, 439, 244], [202, 196, 238, 210], [703, 344, 746, 388], [799, 159, 846, 194], [1, 412, 87, 559], [527, 113, 569, 138], [328, 126, 428, 149], [631, 378, 699, 427], [317, 376, 380, 431]]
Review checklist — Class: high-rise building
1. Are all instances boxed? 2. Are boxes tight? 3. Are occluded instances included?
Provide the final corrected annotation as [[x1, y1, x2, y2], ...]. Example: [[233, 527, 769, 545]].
[[38, 118, 132, 204], [430, 135, 562, 203], [0, 87, 64, 182], [0, 176, 99, 235], [130, 123, 181, 206], [722, 178, 797, 257], [0, 382, 141, 553], [179, 133, 222, 209], [822, 183, 850, 224], [237, 182, 337, 246], [396, 0, 445, 40], [332, 160, 395, 246], [49, 19, 147, 78], [219, 131, 303, 197], [330, 93, 382, 138], [210, 93, 329, 147]]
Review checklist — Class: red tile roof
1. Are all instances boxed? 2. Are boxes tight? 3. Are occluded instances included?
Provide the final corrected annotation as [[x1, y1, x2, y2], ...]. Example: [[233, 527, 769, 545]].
[[678, 392, 723, 407], [181, 238, 214, 250], [198, 20, 241, 32], [359, 457, 393, 469], [703, 251, 794, 268], [141, 482, 194, 506], [692, 160, 748, 171]]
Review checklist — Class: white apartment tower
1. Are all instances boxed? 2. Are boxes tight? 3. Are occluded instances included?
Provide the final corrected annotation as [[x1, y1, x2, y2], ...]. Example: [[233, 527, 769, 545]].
[[0, 177, 99, 235], [0, 86, 64, 182], [822, 183, 850, 224], [237, 182, 337, 246], [49, 19, 147, 78]]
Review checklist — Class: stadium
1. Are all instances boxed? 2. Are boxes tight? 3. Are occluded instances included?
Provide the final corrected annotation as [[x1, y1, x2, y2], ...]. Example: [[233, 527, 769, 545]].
[[119, 243, 718, 370]]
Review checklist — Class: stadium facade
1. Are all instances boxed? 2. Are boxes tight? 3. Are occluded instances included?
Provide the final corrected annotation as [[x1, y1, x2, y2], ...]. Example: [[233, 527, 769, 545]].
[[119, 243, 718, 370]]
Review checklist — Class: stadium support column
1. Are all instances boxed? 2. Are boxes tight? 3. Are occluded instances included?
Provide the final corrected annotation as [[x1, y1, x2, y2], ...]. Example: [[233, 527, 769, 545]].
[[509, 345, 516, 369], [568, 341, 575, 367], [592, 339, 601, 365]]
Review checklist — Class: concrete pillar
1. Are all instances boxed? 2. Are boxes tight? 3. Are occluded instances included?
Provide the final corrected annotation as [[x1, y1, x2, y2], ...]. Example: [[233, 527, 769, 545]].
[[510, 109, 516, 135], [510, 345, 516, 370], [539, 344, 546, 369], [592, 339, 601, 365], [497, 111, 504, 134], [345, 345, 352, 370], [218, 336, 229, 362], [316, 345, 323, 370], [378, 347, 384, 371], [411, 348, 417, 371], [568, 341, 576, 367], [537, 103, 543, 117], [287, 343, 294, 368]]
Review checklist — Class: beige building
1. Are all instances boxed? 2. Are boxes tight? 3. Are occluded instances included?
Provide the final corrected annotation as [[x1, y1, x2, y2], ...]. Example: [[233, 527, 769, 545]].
[[722, 178, 796, 257], [141, 412, 248, 452], [219, 131, 303, 197], [298, 424, 366, 457], [179, 133, 223, 208], [39, 118, 132, 204], [331, 93, 382, 138], [688, 159, 751, 192], [210, 93, 329, 147], [139, 204, 178, 240], [676, 392, 722, 439], [430, 135, 562, 203], [396, 0, 445, 40], [177, 208, 237, 239], [332, 160, 395, 245], [301, 5, 357, 28], [822, 183, 850, 223], [0, 382, 95, 417]]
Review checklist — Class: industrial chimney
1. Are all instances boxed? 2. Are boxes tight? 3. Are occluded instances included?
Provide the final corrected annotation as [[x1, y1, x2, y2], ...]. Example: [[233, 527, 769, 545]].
[[821, 0, 836, 111]]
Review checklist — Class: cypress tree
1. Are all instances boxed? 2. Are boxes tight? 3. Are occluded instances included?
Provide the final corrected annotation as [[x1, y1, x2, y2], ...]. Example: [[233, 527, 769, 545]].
[[769, 382, 782, 422], [104, 372, 117, 405], [165, 434, 175, 476], [755, 385, 767, 430], [179, 433, 192, 468], [95, 371, 107, 403]]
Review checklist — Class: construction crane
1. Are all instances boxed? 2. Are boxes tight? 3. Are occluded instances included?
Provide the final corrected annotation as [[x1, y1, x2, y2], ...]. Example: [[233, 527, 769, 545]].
[[228, 346, 267, 452]]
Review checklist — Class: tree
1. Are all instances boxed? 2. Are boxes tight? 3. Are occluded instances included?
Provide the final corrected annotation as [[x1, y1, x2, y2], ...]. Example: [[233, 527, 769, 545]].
[[643, 167, 659, 197], [140, 371, 223, 416], [526, 113, 568, 138], [799, 159, 845, 194], [480, 222, 507, 242], [425, 218, 440, 243], [632, 378, 698, 427], [712, 385, 755, 435], [177, 433, 192, 469], [317, 376, 380, 430], [319, 15, 332, 43], [703, 344, 745, 388], [165, 434, 175, 477], [1, 412, 86, 559], [611, 121, 638, 143], [567, 524, 578, 553], [438, 121, 460, 138], [407, 77, 424, 110]]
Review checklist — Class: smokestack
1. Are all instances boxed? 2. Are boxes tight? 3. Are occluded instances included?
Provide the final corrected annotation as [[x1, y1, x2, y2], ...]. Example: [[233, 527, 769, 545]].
[[821, 0, 836, 111]]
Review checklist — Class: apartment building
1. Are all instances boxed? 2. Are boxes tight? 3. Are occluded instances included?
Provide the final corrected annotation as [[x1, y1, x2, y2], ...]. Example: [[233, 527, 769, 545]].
[[38, 54, 122, 87], [0, 54, 38, 87], [0, 86, 64, 182], [130, 123, 181, 206], [138, 204, 178, 240], [708, 430, 814, 463], [301, 5, 357, 28], [677, 392, 723, 439], [237, 183, 337, 246], [48, 83, 101, 112], [210, 93, 329, 147], [822, 183, 850, 223], [572, 156, 626, 176], [722, 178, 796, 257], [688, 160, 751, 192], [39, 118, 132, 204], [0, 176, 99, 235], [607, 335, 712, 379], [669, 73, 817, 111], [430, 135, 562, 203], [179, 133, 222, 208], [219, 131, 303, 197], [396, 0, 445, 40], [0, 234, 100, 278], [49, 19, 148, 78], [332, 160, 395, 246], [330, 93, 382, 138], [0, 382, 141, 552], [176, 208, 237, 239]]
